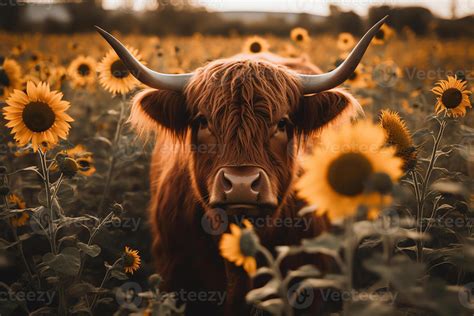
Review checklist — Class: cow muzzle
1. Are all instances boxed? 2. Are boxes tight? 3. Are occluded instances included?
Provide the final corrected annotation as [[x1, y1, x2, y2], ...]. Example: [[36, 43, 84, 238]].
[[209, 166, 277, 210]]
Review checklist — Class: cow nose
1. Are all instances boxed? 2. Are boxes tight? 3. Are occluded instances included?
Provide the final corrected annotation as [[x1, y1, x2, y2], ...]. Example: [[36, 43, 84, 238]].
[[210, 166, 277, 208]]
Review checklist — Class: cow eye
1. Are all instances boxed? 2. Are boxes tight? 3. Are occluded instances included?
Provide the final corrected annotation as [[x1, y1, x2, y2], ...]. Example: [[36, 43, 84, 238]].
[[277, 119, 287, 132], [197, 116, 208, 129]]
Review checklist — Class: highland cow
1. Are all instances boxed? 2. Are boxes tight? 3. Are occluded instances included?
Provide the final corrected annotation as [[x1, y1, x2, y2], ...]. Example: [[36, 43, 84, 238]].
[[96, 17, 387, 315]]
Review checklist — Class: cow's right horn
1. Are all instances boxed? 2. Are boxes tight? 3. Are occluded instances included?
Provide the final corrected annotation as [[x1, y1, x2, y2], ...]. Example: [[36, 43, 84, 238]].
[[299, 16, 389, 94], [95, 26, 193, 91]]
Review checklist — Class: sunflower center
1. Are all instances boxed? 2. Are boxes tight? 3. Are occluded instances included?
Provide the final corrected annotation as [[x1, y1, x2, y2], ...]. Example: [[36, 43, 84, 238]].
[[123, 253, 136, 267], [239, 230, 257, 257], [441, 88, 463, 109], [249, 42, 262, 53], [327, 152, 373, 196], [111, 60, 130, 79], [77, 63, 90, 77], [0, 69, 10, 87], [375, 29, 385, 40], [76, 158, 91, 171], [22, 101, 56, 133], [296, 34, 304, 41], [349, 71, 358, 81]]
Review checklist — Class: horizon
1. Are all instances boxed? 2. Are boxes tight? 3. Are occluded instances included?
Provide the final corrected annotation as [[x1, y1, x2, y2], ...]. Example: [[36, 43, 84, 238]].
[[101, 0, 474, 19]]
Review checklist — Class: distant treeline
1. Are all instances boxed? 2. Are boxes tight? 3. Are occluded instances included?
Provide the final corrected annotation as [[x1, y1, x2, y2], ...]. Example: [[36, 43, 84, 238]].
[[1, 1, 473, 38]]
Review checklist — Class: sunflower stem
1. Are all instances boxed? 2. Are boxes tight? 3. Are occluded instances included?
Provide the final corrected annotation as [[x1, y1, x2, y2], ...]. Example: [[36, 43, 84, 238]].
[[38, 150, 57, 254], [343, 217, 355, 316], [98, 94, 127, 214], [76, 211, 114, 283], [89, 258, 122, 313], [415, 119, 446, 263], [257, 244, 294, 316]]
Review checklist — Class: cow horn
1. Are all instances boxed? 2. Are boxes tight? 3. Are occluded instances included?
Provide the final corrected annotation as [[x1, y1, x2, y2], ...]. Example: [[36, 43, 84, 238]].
[[299, 16, 389, 94], [94, 26, 193, 91]]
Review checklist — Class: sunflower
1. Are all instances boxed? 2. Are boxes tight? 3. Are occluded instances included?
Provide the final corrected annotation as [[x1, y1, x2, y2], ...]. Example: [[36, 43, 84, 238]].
[[372, 24, 395, 45], [379, 110, 417, 171], [67, 56, 97, 89], [3, 81, 73, 152], [337, 32, 356, 51], [242, 36, 270, 54], [7, 194, 29, 227], [296, 120, 403, 221], [98, 46, 142, 95], [53, 145, 96, 176], [0, 58, 23, 100], [219, 219, 258, 275], [290, 27, 310, 44], [123, 246, 141, 274], [432, 76, 472, 118], [346, 65, 373, 88], [11, 43, 26, 56]]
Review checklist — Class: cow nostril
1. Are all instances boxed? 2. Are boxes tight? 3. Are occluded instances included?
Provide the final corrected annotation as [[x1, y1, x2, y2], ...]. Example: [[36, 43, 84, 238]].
[[221, 172, 233, 192], [250, 172, 261, 192]]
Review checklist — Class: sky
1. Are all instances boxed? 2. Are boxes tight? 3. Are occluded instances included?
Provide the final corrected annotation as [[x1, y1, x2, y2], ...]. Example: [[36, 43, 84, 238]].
[[194, 0, 474, 18], [102, 0, 474, 19]]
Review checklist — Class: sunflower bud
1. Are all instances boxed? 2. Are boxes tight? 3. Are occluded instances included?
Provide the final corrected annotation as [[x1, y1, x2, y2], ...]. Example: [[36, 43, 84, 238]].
[[379, 109, 417, 171], [366, 172, 393, 195], [148, 274, 162, 288], [111, 203, 124, 217], [59, 157, 78, 178]]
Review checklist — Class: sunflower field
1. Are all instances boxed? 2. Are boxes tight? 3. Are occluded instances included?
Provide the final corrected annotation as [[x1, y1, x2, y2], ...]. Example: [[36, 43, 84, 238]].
[[0, 21, 474, 316]]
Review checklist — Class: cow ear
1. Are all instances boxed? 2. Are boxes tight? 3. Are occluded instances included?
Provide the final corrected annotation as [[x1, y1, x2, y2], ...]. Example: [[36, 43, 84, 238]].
[[129, 89, 190, 140], [293, 88, 363, 135]]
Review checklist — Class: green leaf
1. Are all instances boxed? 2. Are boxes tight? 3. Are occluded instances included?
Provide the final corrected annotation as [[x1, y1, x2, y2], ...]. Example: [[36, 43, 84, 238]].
[[284, 265, 321, 283], [257, 298, 284, 315], [29, 307, 56, 316], [0, 238, 19, 250], [246, 279, 279, 303], [253, 267, 274, 279], [67, 282, 105, 297], [42, 247, 81, 276], [347, 300, 393, 316], [301, 232, 343, 258], [77, 242, 101, 257], [110, 269, 128, 280]]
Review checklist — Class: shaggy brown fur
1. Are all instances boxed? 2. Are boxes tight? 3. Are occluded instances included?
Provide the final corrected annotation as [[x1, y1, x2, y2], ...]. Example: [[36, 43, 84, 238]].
[[128, 53, 362, 315]]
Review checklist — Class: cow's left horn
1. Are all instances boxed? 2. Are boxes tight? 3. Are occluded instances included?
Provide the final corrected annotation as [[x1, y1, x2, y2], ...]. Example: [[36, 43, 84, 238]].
[[299, 16, 389, 94], [95, 26, 193, 91]]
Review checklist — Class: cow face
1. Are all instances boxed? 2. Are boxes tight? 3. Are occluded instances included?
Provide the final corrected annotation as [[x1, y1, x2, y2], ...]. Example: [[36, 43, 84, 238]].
[[130, 59, 361, 215]]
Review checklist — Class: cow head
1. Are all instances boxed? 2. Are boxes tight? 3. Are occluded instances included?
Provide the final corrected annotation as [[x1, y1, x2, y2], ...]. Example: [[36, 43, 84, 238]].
[[95, 17, 387, 216]]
